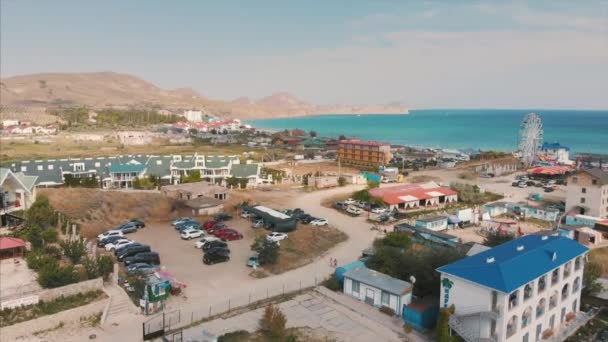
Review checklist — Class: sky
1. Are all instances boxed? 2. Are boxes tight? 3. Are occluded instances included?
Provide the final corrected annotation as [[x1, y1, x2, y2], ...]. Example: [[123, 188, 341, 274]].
[[1, 0, 608, 109]]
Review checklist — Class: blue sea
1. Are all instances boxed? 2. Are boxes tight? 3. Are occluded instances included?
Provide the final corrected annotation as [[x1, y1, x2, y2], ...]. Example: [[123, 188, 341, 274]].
[[249, 109, 608, 154]]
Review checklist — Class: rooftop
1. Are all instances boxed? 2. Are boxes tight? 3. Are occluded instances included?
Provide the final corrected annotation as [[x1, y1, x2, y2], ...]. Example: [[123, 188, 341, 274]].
[[344, 267, 412, 295], [542, 142, 570, 151], [437, 235, 588, 293], [339, 139, 390, 147], [578, 168, 608, 186], [416, 216, 447, 223], [0, 237, 26, 250]]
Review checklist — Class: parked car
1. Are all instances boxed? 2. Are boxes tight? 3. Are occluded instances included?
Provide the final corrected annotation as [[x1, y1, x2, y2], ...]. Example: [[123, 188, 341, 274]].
[[126, 262, 160, 275], [203, 248, 230, 265], [266, 232, 288, 243], [115, 222, 139, 234], [297, 214, 314, 224], [214, 213, 233, 221], [202, 240, 228, 252], [215, 228, 239, 238], [517, 182, 528, 188], [97, 229, 124, 241], [355, 201, 368, 209], [310, 218, 329, 226], [241, 211, 254, 219], [105, 239, 134, 251], [346, 206, 362, 215], [344, 198, 355, 205], [220, 230, 243, 241], [544, 187, 554, 193], [207, 223, 227, 235], [176, 221, 202, 231], [371, 207, 387, 214], [181, 228, 204, 240], [251, 219, 264, 228], [203, 220, 217, 230], [247, 254, 260, 267], [334, 202, 347, 210], [172, 217, 194, 226], [97, 234, 124, 247], [195, 237, 221, 249], [129, 219, 146, 228], [511, 181, 520, 187], [117, 245, 151, 261], [124, 252, 160, 266], [115, 242, 144, 256]]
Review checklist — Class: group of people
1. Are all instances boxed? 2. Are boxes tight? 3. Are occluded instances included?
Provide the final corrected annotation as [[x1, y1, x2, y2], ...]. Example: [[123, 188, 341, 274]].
[[329, 257, 338, 267]]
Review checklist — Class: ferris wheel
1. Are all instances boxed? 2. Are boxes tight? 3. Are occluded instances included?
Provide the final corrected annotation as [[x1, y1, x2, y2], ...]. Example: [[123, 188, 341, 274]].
[[518, 113, 544, 166]]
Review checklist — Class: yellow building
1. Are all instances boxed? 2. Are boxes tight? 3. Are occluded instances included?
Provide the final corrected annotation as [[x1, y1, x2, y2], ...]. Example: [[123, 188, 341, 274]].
[[338, 140, 392, 169]]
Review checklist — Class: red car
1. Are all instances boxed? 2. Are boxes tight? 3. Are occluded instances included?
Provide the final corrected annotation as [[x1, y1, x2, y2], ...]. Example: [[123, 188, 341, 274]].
[[220, 230, 243, 241], [209, 226, 228, 236], [203, 220, 217, 230], [215, 228, 237, 238], [207, 223, 227, 234]]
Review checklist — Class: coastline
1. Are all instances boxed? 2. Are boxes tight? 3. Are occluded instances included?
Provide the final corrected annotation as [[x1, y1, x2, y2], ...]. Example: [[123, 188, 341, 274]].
[[241, 108, 409, 120]]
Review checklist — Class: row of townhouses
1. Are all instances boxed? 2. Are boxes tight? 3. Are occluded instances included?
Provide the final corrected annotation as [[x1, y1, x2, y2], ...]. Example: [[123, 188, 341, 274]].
[[3, 154, 261, 189]]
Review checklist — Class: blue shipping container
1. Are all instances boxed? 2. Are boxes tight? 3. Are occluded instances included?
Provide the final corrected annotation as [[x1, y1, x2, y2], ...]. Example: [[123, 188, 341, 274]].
[[403, 303, 439, 330]]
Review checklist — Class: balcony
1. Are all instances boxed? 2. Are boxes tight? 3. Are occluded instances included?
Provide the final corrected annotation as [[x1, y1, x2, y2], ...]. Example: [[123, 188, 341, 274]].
[[0, 200, 22, 213], [551, 270, 560, 286], [538, 277, 547, 293], [575, 258, 582, 271]]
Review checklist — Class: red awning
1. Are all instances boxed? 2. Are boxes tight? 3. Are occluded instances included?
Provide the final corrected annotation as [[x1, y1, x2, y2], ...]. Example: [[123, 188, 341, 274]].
[[0, 237, 26, 250], [526, 166, 573, 175]]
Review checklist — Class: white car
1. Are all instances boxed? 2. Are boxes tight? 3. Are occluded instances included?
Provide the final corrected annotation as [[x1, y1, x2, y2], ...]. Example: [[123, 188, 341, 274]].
[[310, 218, 329, 226], [344, 198, 355, 205], [371, 207, 387, 214], [266, 232, 288, 243], [346, 206, 362, 215], [97, 230, 124, 241], [195, 236, 221, 249], [518, 182, 528, 188], [181, 228, 204, 240], [105, 239, 134, 251]]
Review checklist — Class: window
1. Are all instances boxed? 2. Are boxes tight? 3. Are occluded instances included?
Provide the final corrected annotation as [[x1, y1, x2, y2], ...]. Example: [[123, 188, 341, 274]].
[[381, 291, 390, 305], [592, 179, 598, 185], [37, 165, 43, 171], [21, 166, 27, 172], [572, 177, 578, 183], [580, 198, 586, 204], [95, 162, 101, 167], [582, 187, 587, 193], [352, 280, 360, 294], [48, 165, 54, 170]]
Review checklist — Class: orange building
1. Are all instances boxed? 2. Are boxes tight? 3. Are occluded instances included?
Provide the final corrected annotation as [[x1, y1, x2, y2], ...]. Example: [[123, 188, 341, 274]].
[[338, 139, 392, 169]]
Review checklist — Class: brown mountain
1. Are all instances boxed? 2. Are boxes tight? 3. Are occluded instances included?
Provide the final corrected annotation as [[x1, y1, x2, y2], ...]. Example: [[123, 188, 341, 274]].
[[0, 72, 407, 120]]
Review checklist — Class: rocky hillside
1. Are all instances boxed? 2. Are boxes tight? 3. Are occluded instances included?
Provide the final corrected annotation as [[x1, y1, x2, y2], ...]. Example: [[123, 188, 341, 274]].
[[0, 72, 407, 120]]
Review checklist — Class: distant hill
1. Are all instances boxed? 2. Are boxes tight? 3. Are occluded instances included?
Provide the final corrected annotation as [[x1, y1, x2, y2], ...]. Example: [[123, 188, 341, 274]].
[[0, 72, 407, 121]]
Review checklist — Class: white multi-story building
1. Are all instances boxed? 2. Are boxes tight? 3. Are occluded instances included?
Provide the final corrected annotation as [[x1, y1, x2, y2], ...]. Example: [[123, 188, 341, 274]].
[[184, 110, 203, 122], [0, 168, 37, 227], [541, 142, 572, 165], [565, 168, 608, 219], [437, 235, 588, 342]]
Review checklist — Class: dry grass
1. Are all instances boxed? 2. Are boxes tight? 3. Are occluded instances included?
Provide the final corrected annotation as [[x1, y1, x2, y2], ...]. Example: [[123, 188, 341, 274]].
[[457, 171, 477, 180], [40, 188, 177, 238], [409, 175, 441, 183], [589, 247, 608, 277], [256, 226, 348, 275], [273, 161, 361, 177]]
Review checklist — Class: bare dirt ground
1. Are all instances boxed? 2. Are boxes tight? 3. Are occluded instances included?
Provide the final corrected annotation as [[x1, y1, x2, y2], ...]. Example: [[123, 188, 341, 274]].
[[41, 188, 176, 238], [272, 161, 361, 176]]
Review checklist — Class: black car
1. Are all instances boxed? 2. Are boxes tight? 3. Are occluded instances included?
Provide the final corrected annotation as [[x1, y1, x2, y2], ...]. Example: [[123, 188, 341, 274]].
[[117, 245, 151, 261], [202, 240, 228, 252], [299, 215, 315, 224], [97, 235, 124, 247], [115, 222, 139, 234], [114, 242, 144, 255], [214, 213, 233, 221], [129, 219, 146, 228], [204, 246, 230, 256], [203, 249, 230, 264], [124, 252, 160, 266]]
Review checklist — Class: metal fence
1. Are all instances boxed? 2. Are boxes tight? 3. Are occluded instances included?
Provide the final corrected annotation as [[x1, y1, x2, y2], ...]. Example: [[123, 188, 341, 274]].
[[143, 274, 324, 340]]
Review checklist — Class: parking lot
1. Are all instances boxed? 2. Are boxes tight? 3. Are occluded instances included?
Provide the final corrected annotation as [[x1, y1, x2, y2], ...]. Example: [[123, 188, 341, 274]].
[[128, 217, 257, 303]]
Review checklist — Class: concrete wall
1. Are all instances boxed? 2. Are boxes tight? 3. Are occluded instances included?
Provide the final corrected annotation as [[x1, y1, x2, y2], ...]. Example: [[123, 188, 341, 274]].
[[39, 277, 104, 302]]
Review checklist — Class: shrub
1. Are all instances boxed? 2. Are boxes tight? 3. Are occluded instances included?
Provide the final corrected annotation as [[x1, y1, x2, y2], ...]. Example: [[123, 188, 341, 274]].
[[337, 176, 347, 187], [41, 229, 58, 244], [259, 304, 287, 340], [322, 274, 342, 291], [37, 263, 79, 288], [380, 232, 412, 250], [43, 245, 63, 259], [25, 195, 56, 229], [26, 251, 59, 271], [60, 238, 87, 264], [218, 330, 250, 342], [82, 255, 114, 280], [483, 230, 515, 247], [25, 225, 44, 249]]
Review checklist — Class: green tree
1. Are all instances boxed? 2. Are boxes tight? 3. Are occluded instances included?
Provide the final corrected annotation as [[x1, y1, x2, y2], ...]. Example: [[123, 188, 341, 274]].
[[337, 176, 347, 187], [436, 305, 458, 342], [25, 225, 44, 249], [251, 236, 279, 265], [41, 228, 58, 244], [259, 304, 287, 341], [367, 180, 380, 189], [583, 260, 603, 296], [26, 250, 59, 270], [37, 263, 79, 288], [182, 170, 202, 183], [26, 195, 56, 228], [60, 238, 87, 264], [483, 230, 516, 247], [380, 232, 412, 250]]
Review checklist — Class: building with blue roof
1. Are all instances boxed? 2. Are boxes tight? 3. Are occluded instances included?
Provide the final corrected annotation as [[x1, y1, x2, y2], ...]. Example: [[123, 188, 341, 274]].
[[541, 141, 572, 165], [437, 235, 588, 342]]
